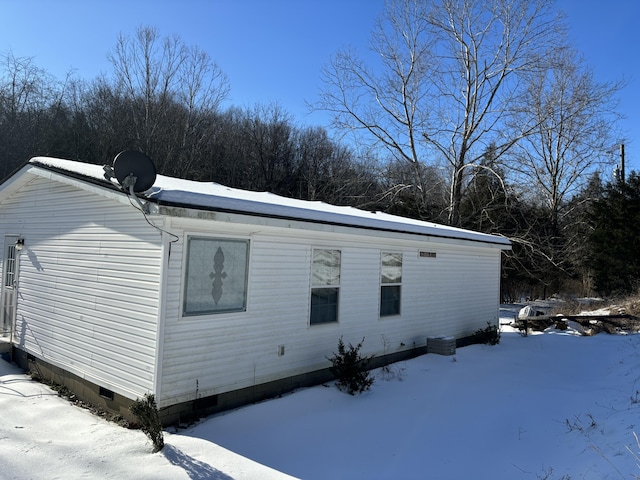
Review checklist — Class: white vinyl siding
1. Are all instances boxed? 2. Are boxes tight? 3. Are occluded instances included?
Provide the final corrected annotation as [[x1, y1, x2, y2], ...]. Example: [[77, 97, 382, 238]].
[[0, 177, 162, 399], [157, 215, 503, 408], [403, 247, 500, 338]]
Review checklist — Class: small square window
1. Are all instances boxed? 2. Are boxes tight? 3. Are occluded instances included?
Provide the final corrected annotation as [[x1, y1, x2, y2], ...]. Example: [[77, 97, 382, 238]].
[[183, 237, 250, 316]]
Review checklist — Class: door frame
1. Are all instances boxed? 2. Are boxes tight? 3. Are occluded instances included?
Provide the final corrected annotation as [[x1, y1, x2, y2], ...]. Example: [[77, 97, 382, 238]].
[[1, 235, 20, 344]]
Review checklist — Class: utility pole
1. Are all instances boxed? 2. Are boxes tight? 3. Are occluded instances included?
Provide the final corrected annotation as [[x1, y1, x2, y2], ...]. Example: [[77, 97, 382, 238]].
[[620, 143, 625, 185]]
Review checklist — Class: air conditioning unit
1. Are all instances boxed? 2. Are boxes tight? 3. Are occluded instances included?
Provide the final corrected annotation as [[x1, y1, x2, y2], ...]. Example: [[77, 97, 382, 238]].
[[427, 336, 456, 356]]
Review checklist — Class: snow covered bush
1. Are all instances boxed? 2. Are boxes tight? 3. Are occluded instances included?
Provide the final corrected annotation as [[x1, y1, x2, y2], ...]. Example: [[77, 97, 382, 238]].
[[327, 337, 374, 395], [130, 394, 164, 452]]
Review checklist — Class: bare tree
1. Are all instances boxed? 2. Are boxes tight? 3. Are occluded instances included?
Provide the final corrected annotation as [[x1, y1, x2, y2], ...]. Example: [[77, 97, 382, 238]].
[[501, 47, 623, 293], [107, 25, 229, 175], [0, 51, 73, 178], [380, 159, 447, 222], [317, 0, 434, 215], [317, 0, 562, 225], [292, 126, 380, 207], [510, 46, 622, 229], [242, 103, 295, 193], [79, 77, 136, 164], [173, 44, 230, 177]]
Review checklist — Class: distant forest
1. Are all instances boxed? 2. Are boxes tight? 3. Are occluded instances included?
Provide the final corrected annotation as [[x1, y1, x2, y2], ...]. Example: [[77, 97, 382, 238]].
[[0, 1, 635, 300]]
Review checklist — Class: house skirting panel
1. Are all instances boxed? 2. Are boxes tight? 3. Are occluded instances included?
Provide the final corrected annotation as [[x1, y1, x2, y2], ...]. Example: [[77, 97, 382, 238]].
[[11, 335, 476, 427], [158, 343, 435, 425], [12, 347, 138, 424]]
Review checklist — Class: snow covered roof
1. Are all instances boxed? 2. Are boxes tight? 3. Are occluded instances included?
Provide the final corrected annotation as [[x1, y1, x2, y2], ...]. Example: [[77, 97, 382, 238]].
[[27, 157, 511, 247]]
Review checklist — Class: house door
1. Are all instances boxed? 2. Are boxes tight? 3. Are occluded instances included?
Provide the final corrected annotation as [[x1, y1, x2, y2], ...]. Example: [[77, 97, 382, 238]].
[[1, 236, 19, 339]]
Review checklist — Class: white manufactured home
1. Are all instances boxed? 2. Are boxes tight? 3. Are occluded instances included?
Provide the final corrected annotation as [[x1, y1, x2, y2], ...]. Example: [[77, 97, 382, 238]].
[[0, 157, 510, 423]]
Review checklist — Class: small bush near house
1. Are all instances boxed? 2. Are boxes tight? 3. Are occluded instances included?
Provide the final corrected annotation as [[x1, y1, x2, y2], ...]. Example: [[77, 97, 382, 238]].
[[327, 337, 375, 395], [379, 363, 406, 382], [130, 394, 164, 452], [474, 322, 500, 345]]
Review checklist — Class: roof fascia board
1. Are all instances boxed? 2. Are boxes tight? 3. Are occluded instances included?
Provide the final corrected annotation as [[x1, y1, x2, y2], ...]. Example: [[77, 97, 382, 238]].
[[158, 204, 511, 250]]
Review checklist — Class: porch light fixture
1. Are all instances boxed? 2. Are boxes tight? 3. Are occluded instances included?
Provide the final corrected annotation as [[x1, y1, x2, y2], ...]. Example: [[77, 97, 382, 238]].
[[15, 238, 24, 251]]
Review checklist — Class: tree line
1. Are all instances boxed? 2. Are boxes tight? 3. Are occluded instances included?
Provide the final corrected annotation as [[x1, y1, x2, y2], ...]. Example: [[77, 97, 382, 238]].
[[0, 0, 633, 300]]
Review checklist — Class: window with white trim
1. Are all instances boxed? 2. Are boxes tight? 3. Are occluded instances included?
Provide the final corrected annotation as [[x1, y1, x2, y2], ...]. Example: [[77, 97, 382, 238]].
[[3, 244, 16, 288], [310, 249, 341, 325], [183, 237, 250, 316], [380, 252, 402, 317]]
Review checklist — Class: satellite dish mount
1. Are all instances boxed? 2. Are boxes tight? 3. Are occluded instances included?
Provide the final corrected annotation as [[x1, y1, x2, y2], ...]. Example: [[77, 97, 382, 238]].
[[121, 173, 139, 193], [111, 151, 157, 213]]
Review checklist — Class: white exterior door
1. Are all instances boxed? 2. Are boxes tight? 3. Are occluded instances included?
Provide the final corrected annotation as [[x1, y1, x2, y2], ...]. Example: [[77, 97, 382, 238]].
[[1, 235, 19, 339]]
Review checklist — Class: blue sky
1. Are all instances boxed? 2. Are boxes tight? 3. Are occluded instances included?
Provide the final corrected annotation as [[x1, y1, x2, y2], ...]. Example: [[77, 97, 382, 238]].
[[0, 0, 637, 171]]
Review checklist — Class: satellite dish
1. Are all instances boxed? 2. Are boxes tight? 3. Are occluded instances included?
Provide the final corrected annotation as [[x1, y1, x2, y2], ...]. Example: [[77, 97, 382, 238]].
[[112, 151, 157, 193]]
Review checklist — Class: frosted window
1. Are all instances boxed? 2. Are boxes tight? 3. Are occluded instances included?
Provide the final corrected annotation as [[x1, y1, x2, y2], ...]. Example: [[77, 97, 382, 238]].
[[381, 253, 402, 284], [183, 237, 249, 316], [312, 249, 341, 286]]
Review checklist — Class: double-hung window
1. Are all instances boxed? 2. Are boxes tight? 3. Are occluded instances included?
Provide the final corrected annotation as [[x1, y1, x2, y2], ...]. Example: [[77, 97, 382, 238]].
[[380, 252, 402, 317], [183, 237, 250, 316], [310, 249, 341, 325]]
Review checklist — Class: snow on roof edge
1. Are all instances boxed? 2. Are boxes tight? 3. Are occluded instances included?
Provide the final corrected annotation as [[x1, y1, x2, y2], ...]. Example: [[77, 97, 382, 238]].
[[27, 157, 511, 247]]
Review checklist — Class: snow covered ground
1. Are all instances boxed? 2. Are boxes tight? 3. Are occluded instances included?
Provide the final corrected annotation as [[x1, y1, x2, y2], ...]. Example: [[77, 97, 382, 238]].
[[2, 305, 640, 479]]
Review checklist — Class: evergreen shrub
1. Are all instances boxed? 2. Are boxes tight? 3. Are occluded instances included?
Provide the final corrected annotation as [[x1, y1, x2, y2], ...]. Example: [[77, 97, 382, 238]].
[[130, 394, 165, 452], [327, 337, 375, 395]]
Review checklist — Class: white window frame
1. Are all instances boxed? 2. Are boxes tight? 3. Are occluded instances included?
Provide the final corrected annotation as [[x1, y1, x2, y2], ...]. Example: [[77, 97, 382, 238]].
[[182, 235, 250, 317], [380, 252, 402, 317], [310, 248, 341, 325]]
